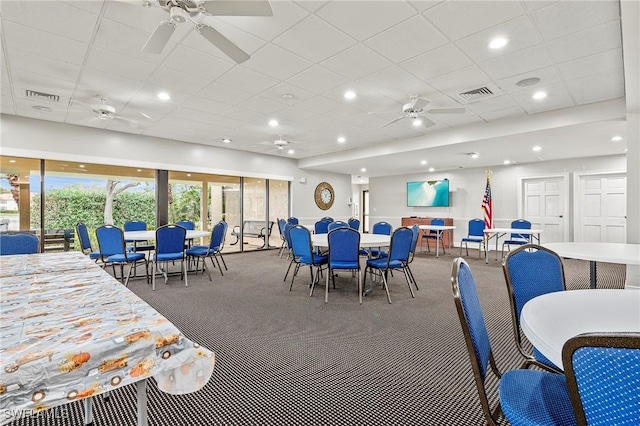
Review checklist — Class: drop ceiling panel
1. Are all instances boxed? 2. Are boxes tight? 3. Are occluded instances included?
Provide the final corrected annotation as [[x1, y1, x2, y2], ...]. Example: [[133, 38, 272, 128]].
[[480, 45, 554, 81], [147, 67, 210, 95], [572, 84, 625, 105], [566, 68, 625, 94], [86, 47, 157, 81], [216, 66, 280, 95], [61, 1, 104, 14], [358, 67, 438, 101], [286, 65, 350, 94], [510, 83, 574, 114], [363, 16, 448, 63], [216, 1, 309, 41], [558, 48, 623, 81], [6, 49, 82, 83], [399, 44, 472, 81], [548, 20, 622, 64], [464, 95, 519, 115], [495, 66, 563, 94], [478, 106, 526, 121], [197, 82, 253, 105], [429, 66, 492, 95], [243, 44, 312, 80], [260, 82, 316, 106], [180, 96, 232, 115], [183, 18, 266, 60], [94, 18, 175, 64], [531, 1, 620, 40], [236, 96, 288, 115], [295, 95, 344, 114], [320, 45, 393, 80], [103, 0, 174, 33]]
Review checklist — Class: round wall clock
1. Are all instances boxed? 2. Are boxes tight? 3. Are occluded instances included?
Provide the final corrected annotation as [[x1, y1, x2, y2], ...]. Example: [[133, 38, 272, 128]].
[[314, 182, 334, 210]]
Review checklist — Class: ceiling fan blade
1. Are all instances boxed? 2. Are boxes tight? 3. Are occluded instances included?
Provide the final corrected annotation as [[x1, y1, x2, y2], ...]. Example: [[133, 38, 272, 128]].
[[142, 21, 176, 54], [380, 116, 406, 128], [113, 116, 141, 127], [197, 24, 250, 64], [139, 112, 154, 121], [427, 108, 466, 115], [420, 117, 436, 128], [412, 97, 430, 111], [202, 1, 273, 16]]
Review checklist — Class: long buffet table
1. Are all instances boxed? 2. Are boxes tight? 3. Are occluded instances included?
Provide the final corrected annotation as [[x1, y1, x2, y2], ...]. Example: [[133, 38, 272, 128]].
[[0, 252, 215, 425]]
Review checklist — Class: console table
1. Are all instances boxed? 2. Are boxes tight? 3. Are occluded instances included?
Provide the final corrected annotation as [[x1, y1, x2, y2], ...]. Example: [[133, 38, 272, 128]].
[[401, 217, 454, 249]]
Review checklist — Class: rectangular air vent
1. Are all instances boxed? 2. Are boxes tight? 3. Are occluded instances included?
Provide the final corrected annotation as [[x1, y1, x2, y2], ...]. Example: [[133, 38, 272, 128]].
[[456, 83, 503, 104], [24, 89, 60, 103]]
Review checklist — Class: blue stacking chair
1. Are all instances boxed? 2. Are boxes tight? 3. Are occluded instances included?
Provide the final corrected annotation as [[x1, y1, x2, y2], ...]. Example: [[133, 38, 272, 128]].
[[451, 257, 576, 426], [186, 221, 227, 281], [347, 218, 360, 231], [123, 220, 154, 252], [320, 216, 333, 222], [176, 220, 195, 248], [152, 224, 187, 290], [318, 227, 362, 304], [363, 227, 415, 304], [0, 233, 39, 255], [404, 224, 420, 291], [287, 217, 299, 225], [277, 218, 288, 258], [314, 219, 331, 234], [459, 218, 486, 258], [96, 225, 148, 287], [283, 222, 296, 260], [76, 222, 101, 261], [563, 333, 640, 426], [369, 221, 392, 258], [503, 244, 565, 373], [501, 219, 531, 258], [327, 220, 349, 231], [284, 225, 328, 292], [422, 218, 445, 254]]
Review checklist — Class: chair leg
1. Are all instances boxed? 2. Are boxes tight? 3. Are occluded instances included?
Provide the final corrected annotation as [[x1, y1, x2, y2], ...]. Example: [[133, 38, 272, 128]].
[[201, 257, 212, 282], [289, 263, 300, 291], [213, 254, 224, 276], [284, 258, 295, 282], [325, 267, 330, 303], [406, 264, 419, 290], [124, 263, 134, 287], [403, 267, 415, 298], [380, 270, 391, 304], [183, 259, 188, 287], [358, 269, 363, 305], [218, 252, 228, 271], [152, 260, 157, 291]]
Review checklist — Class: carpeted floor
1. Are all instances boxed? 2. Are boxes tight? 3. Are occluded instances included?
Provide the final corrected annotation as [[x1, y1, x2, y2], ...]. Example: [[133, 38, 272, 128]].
[[8, 247, 626, 426]]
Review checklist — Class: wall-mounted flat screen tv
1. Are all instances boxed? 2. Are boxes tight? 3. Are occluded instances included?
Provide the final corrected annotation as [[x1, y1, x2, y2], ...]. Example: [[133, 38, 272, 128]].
[[407, 179, 450, 207]]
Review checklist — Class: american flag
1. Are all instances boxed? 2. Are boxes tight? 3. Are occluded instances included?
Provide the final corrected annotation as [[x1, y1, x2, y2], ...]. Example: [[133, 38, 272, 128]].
[[482, 176, 493, 229]]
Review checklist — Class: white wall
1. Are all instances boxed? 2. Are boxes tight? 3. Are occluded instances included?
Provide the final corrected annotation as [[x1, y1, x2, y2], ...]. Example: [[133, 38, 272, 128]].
[[368, 155, 627, 244], [0, 114, 353, 223]]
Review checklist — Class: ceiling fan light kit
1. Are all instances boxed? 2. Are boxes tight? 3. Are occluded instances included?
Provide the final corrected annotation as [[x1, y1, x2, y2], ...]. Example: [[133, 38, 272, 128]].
[[375, 95, 465, 128]]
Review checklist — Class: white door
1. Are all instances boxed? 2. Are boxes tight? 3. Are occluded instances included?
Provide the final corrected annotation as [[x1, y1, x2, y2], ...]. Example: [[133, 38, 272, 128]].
[[522, 176, 567, 243], [578, 173, 627, 242]]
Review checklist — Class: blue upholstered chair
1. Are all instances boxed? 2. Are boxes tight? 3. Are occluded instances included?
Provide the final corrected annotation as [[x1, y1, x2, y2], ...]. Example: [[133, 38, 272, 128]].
[[563, 333, 640, 426], [76, 222, 101, 261], [421, 218, 445, 254], [369, 221, 392, 258], [186, 221, 227, 281], [363, 227, 415, 304], [283, 222, 296, 260], [123, 220, 154, 252], [320, 217, 333, 222], [327, 220, 349, 231], [317, 227, 361, 304], [451, 257, 576, 426], [277, 218, 288, 258], [314, 219, 331, 235], [287, 217, 299, 225], [501, 219, 531, 258], [0, 233, 39, 256], [152, 224, 187, 290], [459, 218, 486, 258], [347, 218, 360, 231], [96, 225, 148, 287], [284, 225, 327, 292], [176, 220, 195, 248], [404, 224, 420, 291], [503, 244, 565, 373]]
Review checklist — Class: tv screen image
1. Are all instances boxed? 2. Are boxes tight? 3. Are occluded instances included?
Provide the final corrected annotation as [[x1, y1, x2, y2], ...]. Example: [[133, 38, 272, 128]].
[[407, 180, 450, 207]]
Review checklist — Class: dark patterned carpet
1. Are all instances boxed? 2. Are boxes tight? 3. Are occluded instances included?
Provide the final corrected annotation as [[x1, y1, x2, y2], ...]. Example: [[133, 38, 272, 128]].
[[8, 247, 626, 426]]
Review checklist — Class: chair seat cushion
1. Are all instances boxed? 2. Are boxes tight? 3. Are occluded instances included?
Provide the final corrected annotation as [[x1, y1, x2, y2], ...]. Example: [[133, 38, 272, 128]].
[[499, 369, 576, 426], [367, 258, 403, 269], [88, 251, 101, 260], [186, 246, 211, 256], [298, 254, 328, 265], [330, 261, 359, 269], [533, 347, 560, 370], [107, 253, 145, 263], [461, 236, 484, 242], [154, 252, 185, 261], [504, 238, 528, 245]]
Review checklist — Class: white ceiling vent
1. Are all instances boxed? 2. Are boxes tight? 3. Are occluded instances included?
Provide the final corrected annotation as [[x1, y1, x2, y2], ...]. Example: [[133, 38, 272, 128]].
[[456, 83, 503, 104], [24, 89, 60, 103]]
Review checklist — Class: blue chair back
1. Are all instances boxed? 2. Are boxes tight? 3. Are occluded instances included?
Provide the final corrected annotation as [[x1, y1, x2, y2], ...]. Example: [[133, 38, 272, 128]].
[[372, 221, 392, 235], [210, 221, 227, 250], [321, 217, 333, 222], [290, 225, 314, 261], [156, 225, 186, 256], [96, 225, 126, 257], [328, 220, 349, 231], [409, 224, 420, 256], [563, 333, 640, 426], [123, 220, 147, 231], [430, 218, 444, 235], [278, 218, 287, 239], [284, 222, 296, 251], [468, 219, 485, 237], [510, 219, 531, 240], [176, 220, 195, 230], [314, 220, 331, 234], [327, 227, 360, 268], [0, 233, 39, 255], [76, 222, 93, 252], [287, 217, 299, 225], [348, 218, 360, 231], [387, 227, 413, 263]]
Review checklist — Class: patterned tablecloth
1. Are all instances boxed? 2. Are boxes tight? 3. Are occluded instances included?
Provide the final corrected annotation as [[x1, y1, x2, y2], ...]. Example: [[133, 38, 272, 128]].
[[0, 252, 215, 424]]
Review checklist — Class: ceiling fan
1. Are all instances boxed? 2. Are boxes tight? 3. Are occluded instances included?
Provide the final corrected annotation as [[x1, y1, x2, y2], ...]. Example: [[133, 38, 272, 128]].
[[132, 0, 273, 64], [69, 96, 153, 127], [259, 136, 303, 154], [372, 95, 466, 128]]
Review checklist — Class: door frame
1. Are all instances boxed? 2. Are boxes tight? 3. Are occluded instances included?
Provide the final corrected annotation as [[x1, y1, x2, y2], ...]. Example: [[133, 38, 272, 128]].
[[573, 170, 626, 242], [517, 173, 570, 242]]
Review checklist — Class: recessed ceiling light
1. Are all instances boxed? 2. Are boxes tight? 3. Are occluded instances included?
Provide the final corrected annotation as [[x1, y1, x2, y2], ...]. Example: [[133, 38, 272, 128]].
[[503, 160, 511, 165], [532, 146, 542, 152], [288, 149, 295, 154], [611, 135, 623, 142], [79, 164, 85, 168], [157, 92, 170, 101], [187, 174, 191, 177], [420, 160, 427, 165], [532, 91, 547, 100], [137, 169, 142, 172], [360, 168, 366, 172], [412, 118, 422, 127], [337, 136, 346, 143], [269, 119, 278, 127], [516, 77, 541, 87], [222, 138, 231, 143], [344, 91, 356, 100], [9, 160, 16, 163], [281, 93, 293, 101], [469, 152, 479, 159], [488, 37, 508, 49], [428, 167, 435, 172]]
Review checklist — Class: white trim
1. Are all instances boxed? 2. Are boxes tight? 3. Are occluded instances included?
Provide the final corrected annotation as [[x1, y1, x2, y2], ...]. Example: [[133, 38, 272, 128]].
[[517, 173, 570, 242]]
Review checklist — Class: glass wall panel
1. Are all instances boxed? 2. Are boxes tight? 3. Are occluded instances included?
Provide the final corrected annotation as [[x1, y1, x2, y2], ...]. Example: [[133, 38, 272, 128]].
[[242, 177, 268, 251], [268, 180, 289, 248], [0, 156, 42, 238]]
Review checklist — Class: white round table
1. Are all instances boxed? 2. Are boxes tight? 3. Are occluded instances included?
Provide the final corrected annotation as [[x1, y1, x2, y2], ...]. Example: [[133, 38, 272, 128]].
[[311, 233, 390, 248], [544, 242, 640, 288], [521, 289, 640, 370]]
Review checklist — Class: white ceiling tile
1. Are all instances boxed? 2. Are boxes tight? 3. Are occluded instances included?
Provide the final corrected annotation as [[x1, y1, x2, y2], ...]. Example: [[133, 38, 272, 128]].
[[260, 82, 316, 106], [104, 0, 174, 34], [183, 17, 266, 61], [400, 44, 472, 81], [163, 46, 234, 81], [11, 69, 76, 106], [432, 113, 485, 127], [558, 48, 623, 80], [358, 67, 438, 101], [495, 66, 563, 94], [510, 83, 574, 114], [5, 49, 82, 83], [566, 68, 625, 94], [195, 114, 246, 129], [293, 1, 330, 13], [2, 21, 88, 66], [521, 1, 559, 12], [322, 105, 367, 122], [428, 66, 492, 95], [479, 45, 554, 81], [197, 82, 253, 105], [1, 95, 16, 115], [237, 96, 288, 115], [1, 0, 99, 42], [423, 1, 525, 41], [321, 45, 393, 80], [531, 1, 620, 41], [148, 67, 210, 95], [86, 47, 157, 81], [463, 95, 519, 114], [295, 95, 345, 114], [243, 44, 312, 80], [273, 16, 356, 63], [272, 105, 317, 122], [316, 1, 416, 41], [407, 1, 446, 12], [548, 20, 621, 64], [216, 66, 279, 95], [286, 65, 349, 94], [455, 15, 543, 63], [180, 96, 232, 114], [364, 16, 449, 63], [61, 1, 104, 14], [216, 1, 309, 41], [479, 105, 526, 121], [572, 84, 625, 105]]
